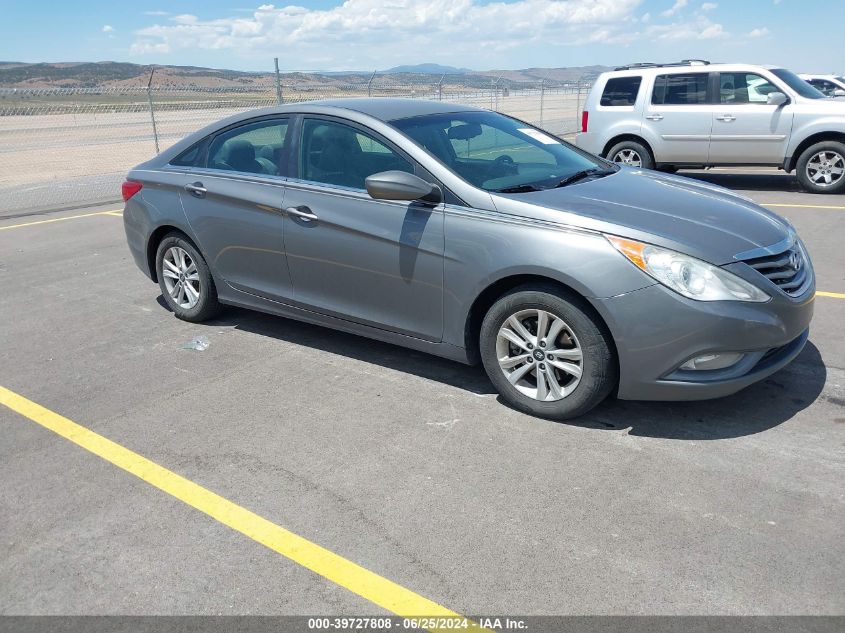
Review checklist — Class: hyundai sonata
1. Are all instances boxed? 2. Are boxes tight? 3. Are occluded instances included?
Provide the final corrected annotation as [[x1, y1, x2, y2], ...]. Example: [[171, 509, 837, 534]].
[[122, 99, 814, 419]]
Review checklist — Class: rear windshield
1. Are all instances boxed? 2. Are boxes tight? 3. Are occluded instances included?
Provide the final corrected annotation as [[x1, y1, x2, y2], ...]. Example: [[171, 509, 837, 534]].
[[600, 76, 642, 106], [771, 68, 826, 99]]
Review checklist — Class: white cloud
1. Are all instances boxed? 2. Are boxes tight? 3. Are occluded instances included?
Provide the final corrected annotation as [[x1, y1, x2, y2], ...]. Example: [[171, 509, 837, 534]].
[[701, 2, 717, 11], [143, 10, 170, 16], [661, 0, 688, 18], [646, 14, 727, 41], [748, 27, 770, 37], [129, 0, 645, 66], [102, 25, 114, 33]]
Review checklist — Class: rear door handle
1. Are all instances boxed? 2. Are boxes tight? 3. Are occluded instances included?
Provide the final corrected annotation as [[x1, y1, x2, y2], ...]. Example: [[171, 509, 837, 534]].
[[645, 114, 664, 121], [285, 206, 319, 222], [184, 182, 207, 198], [716, 114, 736, 122]]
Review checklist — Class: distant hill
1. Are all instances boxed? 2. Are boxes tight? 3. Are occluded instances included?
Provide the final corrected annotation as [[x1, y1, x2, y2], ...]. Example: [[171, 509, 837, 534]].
[[0, 61, 611, 89], [383, 63, 472, 75]]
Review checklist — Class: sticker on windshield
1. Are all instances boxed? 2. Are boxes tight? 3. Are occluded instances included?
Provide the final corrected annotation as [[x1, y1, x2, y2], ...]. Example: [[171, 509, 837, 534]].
[[517, 128, 561, 144]]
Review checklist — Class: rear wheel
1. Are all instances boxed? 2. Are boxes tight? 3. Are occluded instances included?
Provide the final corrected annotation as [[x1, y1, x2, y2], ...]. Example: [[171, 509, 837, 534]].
[[155, 233, 221, 322], [606, 140, 655, 170], [796, 141, 845, 194], [479, 286, 617, 420]]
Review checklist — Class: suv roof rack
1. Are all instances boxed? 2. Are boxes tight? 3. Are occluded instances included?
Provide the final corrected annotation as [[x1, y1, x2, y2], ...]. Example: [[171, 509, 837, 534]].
[[613, 59, 711, 71]]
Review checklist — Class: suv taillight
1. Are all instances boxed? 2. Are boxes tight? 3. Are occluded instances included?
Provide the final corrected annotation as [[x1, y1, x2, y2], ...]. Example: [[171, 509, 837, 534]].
[[122, 181, 143, 201], [581, 111, 589, 133]]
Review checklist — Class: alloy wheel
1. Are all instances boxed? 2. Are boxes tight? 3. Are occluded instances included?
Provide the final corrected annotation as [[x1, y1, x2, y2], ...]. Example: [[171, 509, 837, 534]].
[[495, 309, 583, 402], [161, 246, 201, 309], [806, 150, 845, 187], [612, 149, 642, 167]]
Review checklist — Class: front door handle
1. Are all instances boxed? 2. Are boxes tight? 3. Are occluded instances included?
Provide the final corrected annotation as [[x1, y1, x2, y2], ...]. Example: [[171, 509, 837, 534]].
[[715, 114, 736, 122], [285, 206, 319, 222], [184, 182, 207, 198], [645, 114, 664, 121]]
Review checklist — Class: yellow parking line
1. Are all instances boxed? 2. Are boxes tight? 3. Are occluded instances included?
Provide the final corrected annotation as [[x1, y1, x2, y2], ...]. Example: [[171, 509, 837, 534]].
[[761, 203, 845, 210], [816, 291, 845, 299], [0, 385, 480, 630], [0, 209, 122, 231]]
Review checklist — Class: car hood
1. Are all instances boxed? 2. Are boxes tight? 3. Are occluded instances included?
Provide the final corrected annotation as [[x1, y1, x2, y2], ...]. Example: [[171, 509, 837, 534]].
[[491, 168, 792, 265]]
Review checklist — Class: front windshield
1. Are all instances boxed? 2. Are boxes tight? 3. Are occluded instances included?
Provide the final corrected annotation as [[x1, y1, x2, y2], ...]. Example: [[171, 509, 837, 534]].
[[771, 68, 826, 99], [390, 111, 607, 192]]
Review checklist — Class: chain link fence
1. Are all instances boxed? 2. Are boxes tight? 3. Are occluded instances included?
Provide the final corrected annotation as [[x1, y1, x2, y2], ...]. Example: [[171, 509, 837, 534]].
[[0, 74, 591, 216]]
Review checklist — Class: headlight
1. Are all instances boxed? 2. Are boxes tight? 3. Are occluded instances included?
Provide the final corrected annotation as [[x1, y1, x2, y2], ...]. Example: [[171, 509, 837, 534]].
[[606, 236, 770, 302]]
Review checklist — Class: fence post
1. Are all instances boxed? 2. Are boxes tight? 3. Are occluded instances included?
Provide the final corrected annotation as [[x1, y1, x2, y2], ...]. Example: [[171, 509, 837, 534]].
[[367, 70, 377, 97], [146, 66, 160, 154], [437, 74, 445, 101], [539, 78, 545, 127], [575, 77, 583, 132], [274, 57, 283, 105]]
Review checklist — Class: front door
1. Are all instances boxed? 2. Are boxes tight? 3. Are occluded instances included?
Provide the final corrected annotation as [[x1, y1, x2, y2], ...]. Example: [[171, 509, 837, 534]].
[[178, 117, 295, 302], [708, 72, 794, 164], [282, 117, 445, 342]]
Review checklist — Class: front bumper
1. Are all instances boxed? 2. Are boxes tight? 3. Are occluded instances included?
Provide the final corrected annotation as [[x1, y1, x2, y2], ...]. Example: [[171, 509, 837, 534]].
[[592, 282, 815, 401]]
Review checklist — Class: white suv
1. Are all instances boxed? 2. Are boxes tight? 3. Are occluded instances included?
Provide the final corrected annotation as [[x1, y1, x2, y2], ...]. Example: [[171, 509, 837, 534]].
[[576, 61, 845, 194]]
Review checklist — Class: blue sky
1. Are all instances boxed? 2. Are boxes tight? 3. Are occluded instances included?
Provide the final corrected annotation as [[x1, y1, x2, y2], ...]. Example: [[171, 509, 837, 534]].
[[0, 0, 841, 73]]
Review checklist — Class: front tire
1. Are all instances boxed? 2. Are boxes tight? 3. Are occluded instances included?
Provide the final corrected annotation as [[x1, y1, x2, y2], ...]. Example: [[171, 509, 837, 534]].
[[796, 141, 845, 194], [479, 286, 617, 420], [606, 140, 655, 170], [155, 233, 221, 322]]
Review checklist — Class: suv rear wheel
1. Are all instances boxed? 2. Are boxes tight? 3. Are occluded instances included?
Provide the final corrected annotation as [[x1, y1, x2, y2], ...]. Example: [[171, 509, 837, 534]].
[[606, 140, 655, 170], [796, 140, 845, 194]]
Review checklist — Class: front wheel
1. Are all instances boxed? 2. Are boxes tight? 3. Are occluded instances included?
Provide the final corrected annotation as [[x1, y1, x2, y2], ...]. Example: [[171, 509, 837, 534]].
[[479, 286, 617, 420], [796, 141, 845, 194], [155, 233, 222, 322]]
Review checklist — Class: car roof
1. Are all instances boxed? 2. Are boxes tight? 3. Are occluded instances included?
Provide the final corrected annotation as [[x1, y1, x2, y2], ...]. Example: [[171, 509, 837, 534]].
[[285, 98, 482, 122], [601, 63, 783, 78]]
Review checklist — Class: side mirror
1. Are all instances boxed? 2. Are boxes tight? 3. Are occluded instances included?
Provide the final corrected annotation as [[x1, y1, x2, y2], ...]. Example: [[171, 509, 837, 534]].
[[365, 171, 442, 204], [767, 91, 788, 106], [833, 89, 845, 98]]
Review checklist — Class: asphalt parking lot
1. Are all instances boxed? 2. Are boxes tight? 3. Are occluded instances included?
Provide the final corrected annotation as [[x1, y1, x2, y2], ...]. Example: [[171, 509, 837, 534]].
[[1, 168, 844, 622]]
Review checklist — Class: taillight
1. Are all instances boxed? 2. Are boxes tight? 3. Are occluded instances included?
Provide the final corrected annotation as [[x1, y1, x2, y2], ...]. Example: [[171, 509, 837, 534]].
[[581, 111, 589, 133], [122, 181, 143, 202]]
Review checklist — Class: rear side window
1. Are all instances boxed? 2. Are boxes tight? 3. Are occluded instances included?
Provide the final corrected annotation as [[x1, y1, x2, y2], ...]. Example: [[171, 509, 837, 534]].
[[206, 119, 289, 176], [600, 76, 642, 106], [652, 73, 709, 105]]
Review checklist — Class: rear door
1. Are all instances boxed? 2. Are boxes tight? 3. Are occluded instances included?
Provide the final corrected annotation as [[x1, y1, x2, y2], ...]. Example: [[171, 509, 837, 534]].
[[642, 72, 713, 163], [178, 117, 295, 302], [708, 72, 794, 164]]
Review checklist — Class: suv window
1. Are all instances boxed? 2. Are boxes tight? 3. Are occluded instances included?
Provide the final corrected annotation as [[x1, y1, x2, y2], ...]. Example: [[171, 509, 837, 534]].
[[600, 76, 642, 106], [652, 73, 709, 105], [300, 119, 413, 190], [719, 73, 777, 104], [808, 79, 837, 96], [207, 119, 289, 176]]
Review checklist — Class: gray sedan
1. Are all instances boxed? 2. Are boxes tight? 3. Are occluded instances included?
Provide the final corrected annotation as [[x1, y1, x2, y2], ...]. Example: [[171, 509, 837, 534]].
[[122, 99, 814, 419]]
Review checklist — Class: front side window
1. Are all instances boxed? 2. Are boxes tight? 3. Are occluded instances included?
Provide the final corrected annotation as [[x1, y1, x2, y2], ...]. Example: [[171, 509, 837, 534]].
[[600, 76, 642, 106], [809, 79, 837, 96], [719, 73, 778, 104], [299, 119, 413, 189], [652, 73, 709, 105], [207, 119, 289, 176], [391, 111, 605, 192]]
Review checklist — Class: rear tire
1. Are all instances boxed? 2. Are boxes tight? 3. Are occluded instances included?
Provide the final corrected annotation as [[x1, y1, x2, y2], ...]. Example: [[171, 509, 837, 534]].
[[606, 140, 655, 170], [155, 233, 222, 322], [479, 285, 617, 420], [796, 140, 845, 194]]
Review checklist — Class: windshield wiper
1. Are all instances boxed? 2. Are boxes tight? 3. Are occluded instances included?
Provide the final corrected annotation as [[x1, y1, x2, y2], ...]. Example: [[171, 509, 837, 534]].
[[555, 168, 615, 188], [492, 184, 542, 193]]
